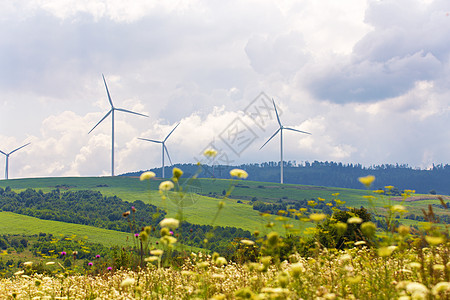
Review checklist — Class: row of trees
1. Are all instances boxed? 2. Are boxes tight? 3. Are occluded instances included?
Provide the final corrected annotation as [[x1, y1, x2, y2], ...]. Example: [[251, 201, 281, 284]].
[[0, 188, 254, 254], [122, 162, 450, 194]]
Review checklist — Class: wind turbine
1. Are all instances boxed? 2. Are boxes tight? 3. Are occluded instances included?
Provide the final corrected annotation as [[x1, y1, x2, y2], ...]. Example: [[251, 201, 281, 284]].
[[139, 123, 180, 178], [260, 99, 311, 184], [89, 74, 148, 176], [0, 142, 31, 179]]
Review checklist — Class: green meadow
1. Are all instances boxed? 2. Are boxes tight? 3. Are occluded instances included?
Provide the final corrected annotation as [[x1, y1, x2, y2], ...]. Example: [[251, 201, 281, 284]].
[[0, 211, 135, 248], [1, 175, 448, 240]]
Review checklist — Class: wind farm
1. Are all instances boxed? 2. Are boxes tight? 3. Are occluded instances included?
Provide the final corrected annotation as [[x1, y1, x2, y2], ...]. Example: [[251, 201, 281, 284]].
[[260, 99, 311, 184], [139, 122, 180, 178], [0, 142, 30, 180], [88, 74, 148, 176]]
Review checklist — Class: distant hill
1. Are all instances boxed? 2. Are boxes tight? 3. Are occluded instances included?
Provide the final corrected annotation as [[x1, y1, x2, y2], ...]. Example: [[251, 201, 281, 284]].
[[121, 161, 450, 195]]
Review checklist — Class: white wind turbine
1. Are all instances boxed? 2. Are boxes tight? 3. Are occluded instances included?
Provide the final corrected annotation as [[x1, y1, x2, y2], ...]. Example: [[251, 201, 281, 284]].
[[139, 123, 180, 178], [89, 74, 148, 176], [0, 142, 31, 179], [260, 99, 311, 184]]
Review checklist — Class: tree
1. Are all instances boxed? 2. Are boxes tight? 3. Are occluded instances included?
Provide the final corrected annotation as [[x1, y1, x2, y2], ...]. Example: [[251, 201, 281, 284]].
[[315, 207, 373, 249]]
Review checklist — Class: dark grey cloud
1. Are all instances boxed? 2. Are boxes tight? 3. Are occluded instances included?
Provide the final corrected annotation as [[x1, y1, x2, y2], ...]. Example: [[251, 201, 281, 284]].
[[304, 0, 450, 103]]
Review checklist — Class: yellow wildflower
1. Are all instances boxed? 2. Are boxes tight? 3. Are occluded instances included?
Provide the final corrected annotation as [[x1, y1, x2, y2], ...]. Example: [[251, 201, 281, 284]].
[[358, 175, 375, 187], [140, 171, 156, 181], [203, 148, 218, 158], [229, 169, 248, 179], [309, 213, 327, 222], [159, 180, 174, 191]]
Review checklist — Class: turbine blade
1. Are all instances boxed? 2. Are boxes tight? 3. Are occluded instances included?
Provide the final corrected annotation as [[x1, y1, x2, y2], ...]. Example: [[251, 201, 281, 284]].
[[164, 122, 180, 142], [88, 110, 112, 134], [138, 138, 162, 143], [164, 144, 173, 165], [272, 99, 282, 127], [9, 142, 31, 155], [115, 108, 149, 118], [259, 128, 281, 150], [283, 127, 311, 135], [0, 149, 7, 156], [102, 74, 114, 108]]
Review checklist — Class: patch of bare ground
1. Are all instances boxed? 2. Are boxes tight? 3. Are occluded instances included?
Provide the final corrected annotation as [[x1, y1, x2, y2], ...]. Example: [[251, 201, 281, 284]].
[[392, 195, 450, 202]]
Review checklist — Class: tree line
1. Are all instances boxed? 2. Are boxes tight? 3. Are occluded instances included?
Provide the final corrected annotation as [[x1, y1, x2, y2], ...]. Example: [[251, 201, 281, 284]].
[[122, 162, 450, 195]]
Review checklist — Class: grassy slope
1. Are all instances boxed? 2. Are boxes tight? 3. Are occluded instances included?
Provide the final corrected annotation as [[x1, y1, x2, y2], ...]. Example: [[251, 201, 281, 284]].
[[1, 176, 447, 236], [0, 211, 136, 248]]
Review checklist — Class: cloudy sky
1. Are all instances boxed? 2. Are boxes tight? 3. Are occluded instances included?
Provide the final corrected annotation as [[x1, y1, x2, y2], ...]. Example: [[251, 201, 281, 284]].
[[0, 0, 449, 178]]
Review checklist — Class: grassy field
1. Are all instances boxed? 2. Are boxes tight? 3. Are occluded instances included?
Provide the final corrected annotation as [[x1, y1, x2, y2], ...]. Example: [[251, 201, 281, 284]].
[[0, 211, 136, 248], [1, 176, 447, 235]]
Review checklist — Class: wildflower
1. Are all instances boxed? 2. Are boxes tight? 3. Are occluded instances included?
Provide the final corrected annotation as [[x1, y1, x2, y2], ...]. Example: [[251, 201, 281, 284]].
[[397, 225, 410, 236], [140, 171, 156, 181], [159, 181, 174, 191], [409, 262, 421, 269], [46, 262, 55, 265], [120, 277, 135, 287], [241, 239, 255, 246], [145, 256, 159, 262], [150, 249, 164, 256], [340, 254, 352, 262], [361, 221, 376, 237], [309, 213, 327, 222], [358, 175, 375, 187], [308, 200, 317, 207], [107, 267, 112, 271], [432, 282, 450, 295], [23, 261, 33, 267], [347, 275, 362, 284], [335, 222, 348, 235], [160, 218, 180, 229], [229, 168, 248, 179], [391, 205, 407, 213], [347, 217, 363, 224], [318, 197, 325, 201], [277, 271, 290, 288], [203, 148, 218, 158], [425, 236, 444, 246], [134, 233, 139, 238], [406, 282, 429, 296], [215, 257, 227, 267], [432, 264, 445, 272], [378, 246, 396, 257], [95, 255, 100, 259], [88, 262, 93, 266], [354, 241, 366, 246], [172, 167, 183, 180], [267, 232, 279, 247], [61, 251, 67, 256], [122, 211, 130, 217], [131, 206, 136, 213], [290, 262, 305, 277]]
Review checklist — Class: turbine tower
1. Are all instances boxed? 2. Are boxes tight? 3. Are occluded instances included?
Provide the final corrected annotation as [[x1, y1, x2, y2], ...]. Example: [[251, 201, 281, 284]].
[[139, 123, 180, 178], [260, 99, 311, 184], [0, 142, 31, 179], [89, 74, 148, 176]]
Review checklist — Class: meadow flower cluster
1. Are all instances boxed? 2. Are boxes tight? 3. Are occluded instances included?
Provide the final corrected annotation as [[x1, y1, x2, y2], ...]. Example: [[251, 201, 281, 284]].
[[0, 167, 449, 299]]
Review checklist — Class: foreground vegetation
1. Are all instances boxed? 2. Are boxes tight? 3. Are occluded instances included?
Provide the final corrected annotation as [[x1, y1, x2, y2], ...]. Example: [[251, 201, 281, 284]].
[[0, 162, 449, 299]]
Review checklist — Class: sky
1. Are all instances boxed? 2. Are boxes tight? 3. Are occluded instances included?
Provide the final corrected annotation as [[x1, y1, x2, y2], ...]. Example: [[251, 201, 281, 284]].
[[0, 0, 449, 179]]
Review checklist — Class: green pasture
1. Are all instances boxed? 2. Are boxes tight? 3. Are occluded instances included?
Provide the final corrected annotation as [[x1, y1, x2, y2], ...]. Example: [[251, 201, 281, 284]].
[[0, 211, 137, 248], [1, 176, 447, 235]]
